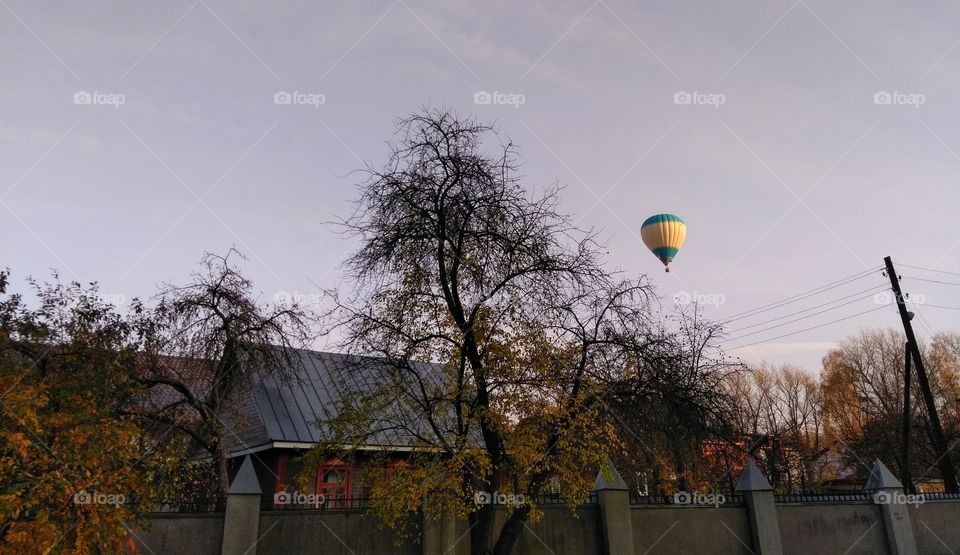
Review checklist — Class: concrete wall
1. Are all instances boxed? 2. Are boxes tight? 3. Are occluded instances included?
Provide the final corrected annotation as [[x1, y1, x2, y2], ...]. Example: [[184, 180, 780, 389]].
[[631, 506, 752, 554], [131, 513, 223, 555], [134, 499, 960, 554], [256, 510, 420, 555], [492, 506, 602, 555], [776, 504, 886, 555], [910, 502, 960, 555]]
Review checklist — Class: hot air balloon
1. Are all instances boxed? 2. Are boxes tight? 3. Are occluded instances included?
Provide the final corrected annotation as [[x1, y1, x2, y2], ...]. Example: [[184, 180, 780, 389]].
[[641, 213, 686, 272]]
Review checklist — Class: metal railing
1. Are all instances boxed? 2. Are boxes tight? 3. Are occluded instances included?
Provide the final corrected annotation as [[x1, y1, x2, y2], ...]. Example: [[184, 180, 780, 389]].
[[774, 492, 871, 504], [629, 493, 744, 506], [526, 492, 598, 505], [263, 496, 372, 511], [153, 497, 225, 513]]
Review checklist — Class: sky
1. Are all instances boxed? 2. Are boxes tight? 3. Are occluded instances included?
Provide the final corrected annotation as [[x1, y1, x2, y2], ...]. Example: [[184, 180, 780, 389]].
[[1, 0, 958, 374]]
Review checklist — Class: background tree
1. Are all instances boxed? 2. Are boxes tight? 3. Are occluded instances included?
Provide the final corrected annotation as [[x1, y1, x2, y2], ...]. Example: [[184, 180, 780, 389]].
[[607, 305, 741, 495], [315, 109, 661, 554], [820, 328, 960, 488], [135, 250, 315, 495], [0, 271, 181, 554]]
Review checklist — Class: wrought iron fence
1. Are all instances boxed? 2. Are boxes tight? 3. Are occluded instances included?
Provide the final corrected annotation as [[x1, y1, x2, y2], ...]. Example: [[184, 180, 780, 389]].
[[152, 497, 225, 513], [911, 491, 960, 502], [526, 492, 598, 505], [262, 492, 598, 511], [774, 492, 871, 504], [629, 493, 744, 506], [263, 496, 372, 511]]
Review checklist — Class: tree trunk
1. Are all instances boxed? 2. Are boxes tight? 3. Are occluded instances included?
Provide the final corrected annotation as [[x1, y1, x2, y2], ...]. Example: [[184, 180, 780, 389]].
[[470, 502, 496, 555], [216, 435, 230, 495], [492, 507, 530, 555]]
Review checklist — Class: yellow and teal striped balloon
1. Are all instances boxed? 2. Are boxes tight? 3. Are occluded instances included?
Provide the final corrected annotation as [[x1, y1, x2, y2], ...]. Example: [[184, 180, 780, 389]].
[[641, 214, 686, 272]]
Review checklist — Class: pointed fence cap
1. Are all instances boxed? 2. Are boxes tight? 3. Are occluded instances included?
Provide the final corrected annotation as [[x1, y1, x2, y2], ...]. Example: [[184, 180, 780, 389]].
[[228, 455, 262, 495], [735, 460, 773, 492], [866, 459, 903, 491], [592, 459, 629, 491]]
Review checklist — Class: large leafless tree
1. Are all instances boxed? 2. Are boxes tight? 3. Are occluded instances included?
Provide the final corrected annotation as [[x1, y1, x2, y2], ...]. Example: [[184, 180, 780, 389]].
[[318, 109, 669, 554]]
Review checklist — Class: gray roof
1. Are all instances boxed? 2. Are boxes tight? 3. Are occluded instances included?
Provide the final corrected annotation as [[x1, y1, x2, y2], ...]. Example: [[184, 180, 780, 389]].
[[224, 348, 448, 454]]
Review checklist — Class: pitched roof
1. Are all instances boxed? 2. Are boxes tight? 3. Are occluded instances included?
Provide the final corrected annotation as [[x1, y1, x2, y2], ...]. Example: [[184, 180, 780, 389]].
[[223, 348, 446, 455]]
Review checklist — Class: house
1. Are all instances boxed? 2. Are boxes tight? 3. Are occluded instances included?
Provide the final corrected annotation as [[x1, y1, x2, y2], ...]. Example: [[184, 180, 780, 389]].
[[215, 348, 437, 508]]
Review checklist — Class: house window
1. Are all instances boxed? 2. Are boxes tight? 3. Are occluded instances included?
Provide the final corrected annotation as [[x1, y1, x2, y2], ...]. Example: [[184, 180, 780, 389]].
[[273, 454, 288, 509], [317, 460, 352, 509], [385, 459, 410, 481]]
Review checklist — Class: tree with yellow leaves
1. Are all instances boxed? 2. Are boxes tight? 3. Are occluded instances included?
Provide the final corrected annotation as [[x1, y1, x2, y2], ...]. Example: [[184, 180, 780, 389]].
[[0, 271, 182, 554]]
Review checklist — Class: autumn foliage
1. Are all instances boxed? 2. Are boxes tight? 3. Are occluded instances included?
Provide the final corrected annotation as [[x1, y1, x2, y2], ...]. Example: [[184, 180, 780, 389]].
[[0, 272, 182, 554]]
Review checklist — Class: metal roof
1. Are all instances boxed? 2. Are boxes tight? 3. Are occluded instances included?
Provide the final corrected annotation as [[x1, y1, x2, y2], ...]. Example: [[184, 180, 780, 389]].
[[224, 348, 450, 454]]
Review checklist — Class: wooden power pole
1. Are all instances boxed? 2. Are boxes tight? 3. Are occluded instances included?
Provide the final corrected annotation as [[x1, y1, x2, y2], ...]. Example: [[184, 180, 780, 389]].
[[884, 256, 959, 492], [901, 341, 913, 493]]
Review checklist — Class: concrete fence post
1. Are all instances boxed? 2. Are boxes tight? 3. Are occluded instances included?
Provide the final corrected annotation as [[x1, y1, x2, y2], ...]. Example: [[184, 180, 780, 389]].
[[421, 496, 469, 555], [867, 459, 918, 555], [736, 460, 783, 555], [221, 455, 263, 555], [592, 459, 634, 555]]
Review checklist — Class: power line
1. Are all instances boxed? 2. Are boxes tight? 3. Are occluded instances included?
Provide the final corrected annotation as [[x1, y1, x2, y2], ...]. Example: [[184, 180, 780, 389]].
[[721, 267, 884, 323], [727, 305, 887, 351], [898, 263, 960, 278], [923, 303, 960, 311], [901, 275, 960, 287], [725, 289, 886, 337]]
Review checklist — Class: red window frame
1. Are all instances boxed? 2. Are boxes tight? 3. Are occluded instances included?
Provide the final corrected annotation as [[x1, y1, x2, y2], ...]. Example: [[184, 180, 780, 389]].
[[316, 460, 352, 509], [272, 454, 288, 509], [385, 459, 411, 481]]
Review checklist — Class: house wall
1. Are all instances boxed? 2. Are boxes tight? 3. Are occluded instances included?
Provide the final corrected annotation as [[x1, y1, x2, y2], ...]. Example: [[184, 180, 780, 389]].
[[247, 447, 409, 501]]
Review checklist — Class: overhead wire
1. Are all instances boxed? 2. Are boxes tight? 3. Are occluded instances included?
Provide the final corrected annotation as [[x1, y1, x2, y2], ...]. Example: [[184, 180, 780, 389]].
[[721, 266, 885, 324], [725, 289, 887, 338], [727, 305, 888, 350], [724, 284, 888, 333], [923, 303, 960, 311], [897, 263, 960, 278], [901, 275, 960, 287]]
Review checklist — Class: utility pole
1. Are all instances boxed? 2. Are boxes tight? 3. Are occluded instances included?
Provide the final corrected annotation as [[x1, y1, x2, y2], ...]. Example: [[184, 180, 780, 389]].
[[901, 341, 913, 493], [884, 256, 959, 492]]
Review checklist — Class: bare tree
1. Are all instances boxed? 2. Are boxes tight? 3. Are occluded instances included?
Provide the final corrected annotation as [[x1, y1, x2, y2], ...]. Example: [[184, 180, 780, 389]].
[[607, 305, 742, 495], [134, 249, 315, 494], [318, 109, 660, 554]]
